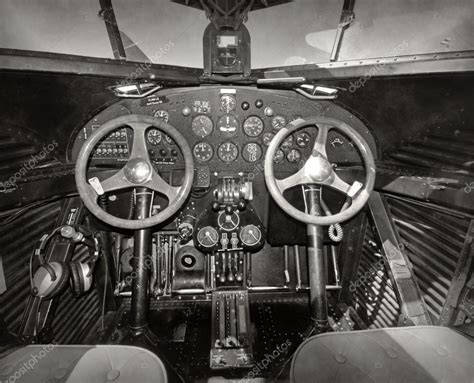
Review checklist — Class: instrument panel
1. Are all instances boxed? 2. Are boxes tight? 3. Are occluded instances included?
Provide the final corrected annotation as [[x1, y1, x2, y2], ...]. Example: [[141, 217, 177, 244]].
[[71, 86, 376, 175]]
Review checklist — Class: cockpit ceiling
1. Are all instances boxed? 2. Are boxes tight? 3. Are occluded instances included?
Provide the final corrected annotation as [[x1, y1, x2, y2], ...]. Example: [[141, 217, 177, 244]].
[[171, 0, 292, 12]]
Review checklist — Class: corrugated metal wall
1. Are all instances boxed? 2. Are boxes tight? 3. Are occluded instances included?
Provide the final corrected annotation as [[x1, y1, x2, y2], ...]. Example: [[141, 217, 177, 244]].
[[0, 201, 61, 334], [386, 127, 474, 176], [0, 199, 101, 343], [352, 226, 401, 328], [0, 134, 59, 178], [386, 196, 471, 324]]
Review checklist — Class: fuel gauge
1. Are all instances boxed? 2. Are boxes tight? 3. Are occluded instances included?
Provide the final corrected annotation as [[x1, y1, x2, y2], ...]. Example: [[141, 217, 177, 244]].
[[197, 226, 219, 248], [239, 225, 262, 247]]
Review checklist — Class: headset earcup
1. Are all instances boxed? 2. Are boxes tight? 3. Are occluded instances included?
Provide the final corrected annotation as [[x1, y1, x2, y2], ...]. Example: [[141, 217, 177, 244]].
[[42, 262, 70, 300], [70, 262, 84, 298]]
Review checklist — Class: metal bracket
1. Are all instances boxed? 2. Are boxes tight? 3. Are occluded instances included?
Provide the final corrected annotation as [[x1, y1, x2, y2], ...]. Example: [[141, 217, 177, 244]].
[[368, 192, 432, 325], [99, 0, 126, 60], [330, 0, 356, 62], [0, 255, 6, 295]]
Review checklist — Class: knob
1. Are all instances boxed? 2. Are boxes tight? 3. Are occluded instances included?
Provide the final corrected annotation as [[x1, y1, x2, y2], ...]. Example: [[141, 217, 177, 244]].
[[171, 149, 178, 157], [159, 148, 167, 156], [237, 201, 246, 211], [182, 106, 191, 116]]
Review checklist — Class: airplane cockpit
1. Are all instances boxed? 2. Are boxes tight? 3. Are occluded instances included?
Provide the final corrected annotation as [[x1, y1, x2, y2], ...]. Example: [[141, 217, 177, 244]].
[[0, 1, 473, 382]]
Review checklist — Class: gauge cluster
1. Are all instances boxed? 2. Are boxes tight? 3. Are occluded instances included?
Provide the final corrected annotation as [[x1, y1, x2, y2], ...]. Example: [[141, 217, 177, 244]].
[[72, 87, 368, 174], [179, 93, 321, 169]]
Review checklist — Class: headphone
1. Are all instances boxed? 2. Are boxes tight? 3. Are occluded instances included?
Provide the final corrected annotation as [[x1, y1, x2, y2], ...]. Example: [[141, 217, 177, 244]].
[[30, 225, 99, 300]]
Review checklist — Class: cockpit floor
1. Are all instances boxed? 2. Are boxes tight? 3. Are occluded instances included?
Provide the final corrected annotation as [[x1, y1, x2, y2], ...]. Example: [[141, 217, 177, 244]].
[[96, 293, 316, 383]]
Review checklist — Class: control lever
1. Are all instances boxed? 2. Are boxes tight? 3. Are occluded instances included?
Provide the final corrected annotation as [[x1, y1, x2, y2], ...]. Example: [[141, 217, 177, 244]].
[[235, 253, 243, 282], [220, 253, 227, 283], [227, 253, 235, 283]]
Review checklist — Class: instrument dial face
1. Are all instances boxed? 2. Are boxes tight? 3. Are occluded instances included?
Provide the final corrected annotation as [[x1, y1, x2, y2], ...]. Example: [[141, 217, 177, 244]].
[[217, 142, 239, 163], [217, 211, 240, 231], [192, 115, 213, 138], [217, 114, 239, 137], [239, 225, 262, 246], [287, 148, 302, 163], [193, 142, 214, 162], [197, 226, 219, 248], [164, 134, 174, 145], [296, 131, 311, 147], [242, 143, 262, 163], [146, 128, 162, 145], [271, 115, 287, 130], [243, 116, 264, 137], [154, 110, 169, 122], [273, 149, 285, 163], [220, 94, 236, 113], [281, 135, 294, 151], [262, 132, 275, 146]]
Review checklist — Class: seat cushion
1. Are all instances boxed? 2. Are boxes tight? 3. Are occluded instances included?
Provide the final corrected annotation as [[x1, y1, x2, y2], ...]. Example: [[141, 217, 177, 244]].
[[0, 344, 167, 383], [291, 326, 474, 383]]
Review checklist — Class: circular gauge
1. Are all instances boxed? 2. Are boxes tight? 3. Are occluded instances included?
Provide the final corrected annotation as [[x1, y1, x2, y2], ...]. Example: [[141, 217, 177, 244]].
[[296, 131, 311, 147], [242, 143, 262, 163], [164, 134, 174, 145], [262, 132, 275, 146], [243, 116, 264, 137], [271, 115, 287, 130], [197, 226, 219, 248], [281, 135, 294, 151], [193, 142, 214, 162], [273, 149, 285, 163], [239, 225, 262, 246], [217, 211, 240, 231], [220, 94, 236, 113], [154, 110, 169, 122], [192, 115, 213, 138], [146, 128, 162, 145], [217, 114, 239, 137], [217, 142, 239, 163], [287, 148, 302, 163]]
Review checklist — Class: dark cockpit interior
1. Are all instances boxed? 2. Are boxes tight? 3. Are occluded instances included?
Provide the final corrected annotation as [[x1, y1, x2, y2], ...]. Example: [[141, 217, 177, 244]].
[[0, 1, 473, 382]]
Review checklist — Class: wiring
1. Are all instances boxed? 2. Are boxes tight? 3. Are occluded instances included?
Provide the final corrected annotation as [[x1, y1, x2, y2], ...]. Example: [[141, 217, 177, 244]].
[[0, 193, 78, 227]]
